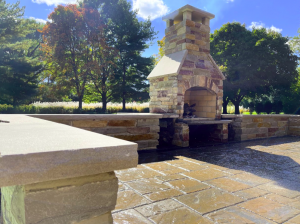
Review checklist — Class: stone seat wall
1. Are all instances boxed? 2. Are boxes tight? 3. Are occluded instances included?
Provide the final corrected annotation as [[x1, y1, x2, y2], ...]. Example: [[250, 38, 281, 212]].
[[222, 114, 300, 141], [30, 114, 162, 150]]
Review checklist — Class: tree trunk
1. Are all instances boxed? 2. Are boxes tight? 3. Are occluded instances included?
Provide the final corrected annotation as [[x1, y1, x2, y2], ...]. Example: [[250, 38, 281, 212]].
[[78, 96, 83, 112], [122, 96, 126, 112], [234, 102, 240, 114], [102, 93, 107, 113], [13, 97, 17, 107], [223, 100, 229, 114], [122, 65, 126, 112]]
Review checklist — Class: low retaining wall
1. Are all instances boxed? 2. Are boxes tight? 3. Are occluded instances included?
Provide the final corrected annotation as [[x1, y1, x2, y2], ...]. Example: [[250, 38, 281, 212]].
[[0, 115, 138, 224], [222, 114, 300, 141], [289, 116, 300, 136], [30, 114, 162, 150]]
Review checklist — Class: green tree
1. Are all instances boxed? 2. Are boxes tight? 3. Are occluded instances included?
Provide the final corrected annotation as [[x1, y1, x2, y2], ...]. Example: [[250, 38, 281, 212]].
[[84, 0, 156, 111], [41, 4, 110, 110], [0, 0, 26, 43], [289, 28, 300, 56], [211, 22, 298, 114], [0, 1, 44, 105], [155, 37, 165, 65]]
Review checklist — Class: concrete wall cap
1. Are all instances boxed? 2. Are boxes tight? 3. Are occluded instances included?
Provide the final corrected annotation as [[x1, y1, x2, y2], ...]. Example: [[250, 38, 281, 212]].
[[147, 50, 188, 79], [29, 113, 163, 121], [162, 4, 215, 22], [222, 114, 294, 118], [0, 115, 138, 187]]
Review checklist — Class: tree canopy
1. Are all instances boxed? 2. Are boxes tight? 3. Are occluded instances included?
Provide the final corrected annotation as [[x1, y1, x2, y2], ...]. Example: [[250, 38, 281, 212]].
[[0, 1, 44, 105], [84, 0, 156, 110], [41, 4, 112, 110], [211, 22, 298, 114]]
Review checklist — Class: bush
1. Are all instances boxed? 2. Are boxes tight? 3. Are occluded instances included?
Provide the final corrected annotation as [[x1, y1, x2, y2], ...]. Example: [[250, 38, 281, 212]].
[[264, 101, 273, 114], [254, 103, 265, 114]]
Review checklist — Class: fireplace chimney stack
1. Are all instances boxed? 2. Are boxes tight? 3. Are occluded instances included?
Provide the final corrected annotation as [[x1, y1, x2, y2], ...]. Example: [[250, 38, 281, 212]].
[[148, 5, 225, 119]]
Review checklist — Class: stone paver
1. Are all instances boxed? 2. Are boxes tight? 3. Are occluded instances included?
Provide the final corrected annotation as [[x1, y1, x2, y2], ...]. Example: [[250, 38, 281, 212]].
[[234, 187, 270, 200], [167, 178, 210, 193], [114, 190, 150, 211], [176, 188, 243, 214], [135, 199, 182, 217], [205, 177, 251, 192], [150, 207, 213, 224], [206, 206, 277, 224], [114, 136, 300, 224], [113, 209, 153, 224], [285, 215, 300, 224], [238, 197, 300, 223], [144, 188, 183, 202]]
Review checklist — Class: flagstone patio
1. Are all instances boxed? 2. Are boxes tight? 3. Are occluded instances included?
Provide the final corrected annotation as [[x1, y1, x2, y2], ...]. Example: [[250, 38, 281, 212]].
[[112, 136, 300, 224]]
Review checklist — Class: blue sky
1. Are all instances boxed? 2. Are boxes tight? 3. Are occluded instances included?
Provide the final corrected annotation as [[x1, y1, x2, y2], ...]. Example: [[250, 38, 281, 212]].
[[10, 0, 300, 57]]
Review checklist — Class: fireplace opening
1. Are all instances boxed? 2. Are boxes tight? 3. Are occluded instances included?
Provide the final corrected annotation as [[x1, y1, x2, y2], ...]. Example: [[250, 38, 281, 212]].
[[184, 87, 217, 118]]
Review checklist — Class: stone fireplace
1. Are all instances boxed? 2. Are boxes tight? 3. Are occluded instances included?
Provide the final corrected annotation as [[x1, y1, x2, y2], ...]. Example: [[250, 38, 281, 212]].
[[148, 5, 225, 120]]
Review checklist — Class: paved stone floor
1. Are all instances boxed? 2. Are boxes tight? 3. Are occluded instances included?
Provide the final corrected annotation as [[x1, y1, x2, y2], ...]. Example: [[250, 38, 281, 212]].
[[112, 136, 300, 224]]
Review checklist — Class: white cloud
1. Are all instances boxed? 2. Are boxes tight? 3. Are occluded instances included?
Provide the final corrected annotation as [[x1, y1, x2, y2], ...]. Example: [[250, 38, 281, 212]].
[[226, 0, 234, 3], [29, 17, 47, 24], [248, 22, 282, 33], [248, 22, 265, 30], [269, 25, 283, 33], [132, 0, 169, 20], [32, 0, 77, 6]]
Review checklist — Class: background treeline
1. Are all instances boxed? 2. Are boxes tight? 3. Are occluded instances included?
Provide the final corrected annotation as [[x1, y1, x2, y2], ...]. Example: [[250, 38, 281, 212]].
[[0, 0, 156, 112], [211, 23, 300, 115], [1, 1, 300, 115]]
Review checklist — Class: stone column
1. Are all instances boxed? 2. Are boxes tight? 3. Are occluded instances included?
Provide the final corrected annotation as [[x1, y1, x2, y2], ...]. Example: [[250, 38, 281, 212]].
[[209, 123, 229, 143], [172, 122, 189, 147], [166, 19, 174, 28], [0, 115, 138, 224], [202, 17, 210, 26], [182, 9, 192, 21]]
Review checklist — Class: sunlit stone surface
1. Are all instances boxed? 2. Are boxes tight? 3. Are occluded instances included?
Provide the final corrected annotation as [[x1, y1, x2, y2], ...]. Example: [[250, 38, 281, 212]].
[[113, 136, 300, 223]]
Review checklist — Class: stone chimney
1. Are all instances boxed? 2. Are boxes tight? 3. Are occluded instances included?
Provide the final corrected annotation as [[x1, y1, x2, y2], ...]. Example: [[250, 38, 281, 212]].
[[148, 5, 225, 119]]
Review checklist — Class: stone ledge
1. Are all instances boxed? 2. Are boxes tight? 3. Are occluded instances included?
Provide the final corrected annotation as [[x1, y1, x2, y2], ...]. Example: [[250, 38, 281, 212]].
[[0, 115, 138, 187], [29, 113, 163, 121], [222, 114, 294, 119]]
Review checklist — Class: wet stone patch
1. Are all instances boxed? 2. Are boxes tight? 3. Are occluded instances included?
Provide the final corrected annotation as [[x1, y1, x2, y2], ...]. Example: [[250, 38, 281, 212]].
[[113, 136, 300, 224]]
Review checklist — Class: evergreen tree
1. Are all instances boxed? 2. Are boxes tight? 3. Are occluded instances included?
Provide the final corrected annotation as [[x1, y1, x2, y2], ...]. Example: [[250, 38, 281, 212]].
[[0, 1, 44, 105], [84, 0, 156, 110]]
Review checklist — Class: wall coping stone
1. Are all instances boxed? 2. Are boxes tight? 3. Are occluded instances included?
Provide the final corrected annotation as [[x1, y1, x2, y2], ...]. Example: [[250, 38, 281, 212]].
[[162, 4, 215, 21], [161, 113, 180, 118], [222, 114, 300, 119], [0, 115, 138, 187], [29, 113, 163, 121]]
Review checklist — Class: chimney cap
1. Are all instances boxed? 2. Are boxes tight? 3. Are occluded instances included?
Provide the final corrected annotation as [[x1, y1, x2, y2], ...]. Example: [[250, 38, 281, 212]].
[[162, 4, 215, 22]]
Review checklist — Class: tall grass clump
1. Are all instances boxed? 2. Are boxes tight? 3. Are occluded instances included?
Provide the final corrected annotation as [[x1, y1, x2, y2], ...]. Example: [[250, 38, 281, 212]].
[[0, 102, 150, 114]]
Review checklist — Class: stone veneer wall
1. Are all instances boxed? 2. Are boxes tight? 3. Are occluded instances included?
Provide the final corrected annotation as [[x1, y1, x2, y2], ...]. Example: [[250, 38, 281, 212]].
[[288, 116, 300, 136], [222, 115, 300, 141], [172, 122, 189, 147], [164, 19, 210, 56], [30, 114, 161, 150]]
